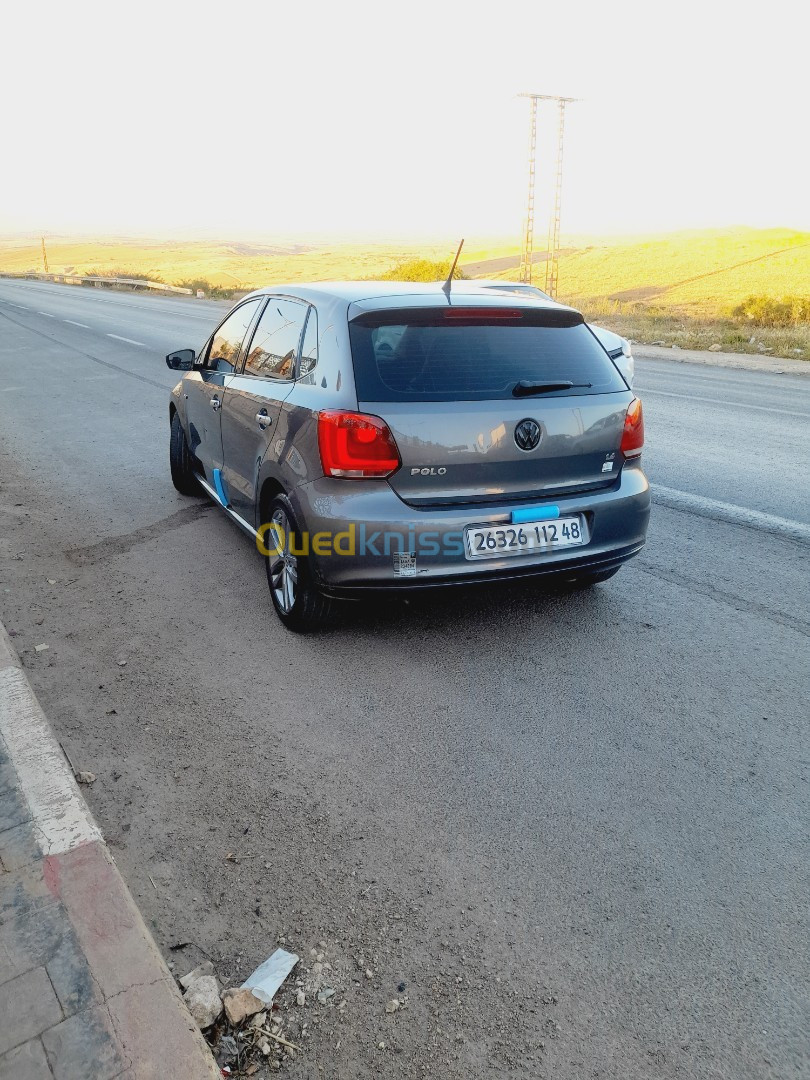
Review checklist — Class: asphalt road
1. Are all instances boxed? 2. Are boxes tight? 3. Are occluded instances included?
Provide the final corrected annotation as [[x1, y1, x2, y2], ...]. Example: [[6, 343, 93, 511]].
[[1, 278, 808, 1079]]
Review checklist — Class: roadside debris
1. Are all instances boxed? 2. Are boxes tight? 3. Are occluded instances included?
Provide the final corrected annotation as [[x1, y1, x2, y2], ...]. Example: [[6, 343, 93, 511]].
[[256, 1028, 301, 1052], [184, 974, 222, 1029], [75, 771, 96, 784], [241, 948, 299, 1004], [177, 943, 357, 1073], [179, 960, 214, 989], [222, 987, 265, 1025], [217, 1035, 239, 1063], [34, 643, 49, 652]]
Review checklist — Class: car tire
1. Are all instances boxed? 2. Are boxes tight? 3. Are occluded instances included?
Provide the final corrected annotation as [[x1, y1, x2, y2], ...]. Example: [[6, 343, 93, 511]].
[[567, 566, 621, 588], [169, 412, 199, 495], [264, 495, 334, 632]]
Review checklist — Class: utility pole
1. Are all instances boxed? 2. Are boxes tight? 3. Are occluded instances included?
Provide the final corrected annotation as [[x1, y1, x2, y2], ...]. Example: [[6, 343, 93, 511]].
[[519, 94, 579, 297], [40, 236, 49, 274], [519, 95, 538, 285]]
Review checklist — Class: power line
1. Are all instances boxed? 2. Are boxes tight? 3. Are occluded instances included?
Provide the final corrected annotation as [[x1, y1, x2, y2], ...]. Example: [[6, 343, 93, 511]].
[[519, 94, 579, 298]]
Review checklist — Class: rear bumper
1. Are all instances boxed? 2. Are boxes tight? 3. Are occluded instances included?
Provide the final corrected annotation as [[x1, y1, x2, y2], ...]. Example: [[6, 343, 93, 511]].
[[320, 542, 644, 598], [291, 457, 652, 591], [289, 462, 650, 591]]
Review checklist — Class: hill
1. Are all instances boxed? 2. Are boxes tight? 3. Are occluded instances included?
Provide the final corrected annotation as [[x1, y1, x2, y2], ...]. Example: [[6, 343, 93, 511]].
[[1, 228, 807, 357]]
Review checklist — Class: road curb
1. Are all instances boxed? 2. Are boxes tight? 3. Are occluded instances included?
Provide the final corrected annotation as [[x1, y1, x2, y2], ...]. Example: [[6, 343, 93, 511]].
[[0, 621, 220, 1078]]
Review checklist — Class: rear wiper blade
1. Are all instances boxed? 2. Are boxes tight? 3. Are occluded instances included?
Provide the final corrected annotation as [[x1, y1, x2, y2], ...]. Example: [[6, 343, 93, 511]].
[[512, 380, 591, 397]]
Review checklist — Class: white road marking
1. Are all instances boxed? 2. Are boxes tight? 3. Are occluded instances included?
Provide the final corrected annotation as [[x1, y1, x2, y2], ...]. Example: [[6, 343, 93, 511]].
[[0, 664, 101, 855], [107, 333, 147, 347], [86, 295, 214, 319], [64, 319, 90, 328], [651, 484, 810, 543], [37, 311, 55, 317], [636, 386, 809, 418]]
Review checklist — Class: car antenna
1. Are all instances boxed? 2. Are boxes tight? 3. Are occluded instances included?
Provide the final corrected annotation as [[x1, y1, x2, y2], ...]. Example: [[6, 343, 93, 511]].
[[442, 238, 465, 298]]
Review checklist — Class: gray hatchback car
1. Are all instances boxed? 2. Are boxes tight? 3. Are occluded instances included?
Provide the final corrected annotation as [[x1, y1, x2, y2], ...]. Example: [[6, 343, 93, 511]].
[[167, 283, 649, 630]]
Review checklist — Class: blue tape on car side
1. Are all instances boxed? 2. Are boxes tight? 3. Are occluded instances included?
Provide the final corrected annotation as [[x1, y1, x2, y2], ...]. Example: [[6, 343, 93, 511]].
[[512, 505, 560, 524], [213, 468, 229, 507]]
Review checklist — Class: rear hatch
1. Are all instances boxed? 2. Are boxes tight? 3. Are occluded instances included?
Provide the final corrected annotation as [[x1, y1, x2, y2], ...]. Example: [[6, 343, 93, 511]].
[[348, 301, 633, 508]]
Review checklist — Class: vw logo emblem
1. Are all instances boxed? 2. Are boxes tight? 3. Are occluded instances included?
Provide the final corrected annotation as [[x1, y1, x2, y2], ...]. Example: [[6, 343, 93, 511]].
[[514, 418, 542, 451]]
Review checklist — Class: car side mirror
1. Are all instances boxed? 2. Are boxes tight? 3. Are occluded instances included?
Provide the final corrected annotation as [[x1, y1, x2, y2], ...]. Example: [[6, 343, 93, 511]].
[[166, 348, 195, 371]]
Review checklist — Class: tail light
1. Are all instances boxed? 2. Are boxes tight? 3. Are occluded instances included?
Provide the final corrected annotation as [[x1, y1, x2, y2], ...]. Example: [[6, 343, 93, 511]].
[[620, 398, 644, 458], [318, 410, 401, 479]]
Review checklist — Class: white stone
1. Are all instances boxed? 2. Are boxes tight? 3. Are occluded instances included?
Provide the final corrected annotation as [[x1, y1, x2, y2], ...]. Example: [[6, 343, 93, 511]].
[[184, 975, 222, 1028], [179, 960, 214, 989]]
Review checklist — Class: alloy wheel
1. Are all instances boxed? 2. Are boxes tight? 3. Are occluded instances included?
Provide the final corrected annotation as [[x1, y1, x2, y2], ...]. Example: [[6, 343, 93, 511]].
[[268, 506, 298, 613]]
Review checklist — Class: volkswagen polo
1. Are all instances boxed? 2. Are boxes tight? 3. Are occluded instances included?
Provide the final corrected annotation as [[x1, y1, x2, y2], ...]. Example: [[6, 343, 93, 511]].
[[167, 283, 649, 630]]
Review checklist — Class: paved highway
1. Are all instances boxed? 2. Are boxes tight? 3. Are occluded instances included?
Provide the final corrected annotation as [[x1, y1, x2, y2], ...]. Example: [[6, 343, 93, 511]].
[[1, 278, 808, 1079]]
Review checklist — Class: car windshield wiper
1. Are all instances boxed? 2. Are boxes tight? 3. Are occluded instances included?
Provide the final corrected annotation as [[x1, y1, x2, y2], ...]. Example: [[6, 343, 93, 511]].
[[512, 380, 592, 397]]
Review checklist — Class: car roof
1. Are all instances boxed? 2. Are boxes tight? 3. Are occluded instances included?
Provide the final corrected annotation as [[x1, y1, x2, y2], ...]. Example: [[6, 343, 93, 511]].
[[243, 280, 579, 316]]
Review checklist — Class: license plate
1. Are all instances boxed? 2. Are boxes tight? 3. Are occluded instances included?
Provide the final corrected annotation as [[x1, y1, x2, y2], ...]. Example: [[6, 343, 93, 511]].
[[464, 515, 587, 560]]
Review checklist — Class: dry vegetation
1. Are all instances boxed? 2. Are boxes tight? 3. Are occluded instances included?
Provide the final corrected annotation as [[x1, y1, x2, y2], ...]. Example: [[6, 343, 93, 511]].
[[474, 227, 810, 360], [1, 227, 807, 359], [0, 238, 484, 290]]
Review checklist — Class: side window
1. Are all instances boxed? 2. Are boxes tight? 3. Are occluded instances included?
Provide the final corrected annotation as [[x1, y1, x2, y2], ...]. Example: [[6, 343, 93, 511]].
[[203, 299, 262, 373], [243, 298, 307, 380], [299, 307, 318, 377]]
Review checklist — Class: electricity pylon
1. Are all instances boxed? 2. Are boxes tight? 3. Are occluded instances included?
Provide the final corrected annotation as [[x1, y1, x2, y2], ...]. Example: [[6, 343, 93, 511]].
[[518, 95, 538, 286], [519, 94, 579, 297], [41, 236, 49, 274]]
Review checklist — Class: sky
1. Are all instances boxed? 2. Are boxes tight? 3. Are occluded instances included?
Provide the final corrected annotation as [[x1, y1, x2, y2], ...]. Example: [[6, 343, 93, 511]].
[[2, 0, 807, 242]]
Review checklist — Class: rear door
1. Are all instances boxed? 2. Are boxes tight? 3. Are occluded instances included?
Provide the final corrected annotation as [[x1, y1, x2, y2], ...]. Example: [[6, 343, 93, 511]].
[[220, 297, 309, 525], [348, 305, 633, 508], [183, 298, 263, 484]]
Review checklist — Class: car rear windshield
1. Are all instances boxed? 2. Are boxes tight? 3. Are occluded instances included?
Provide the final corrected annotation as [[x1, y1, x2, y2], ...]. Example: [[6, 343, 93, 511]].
[[348, 307, 627, 402]]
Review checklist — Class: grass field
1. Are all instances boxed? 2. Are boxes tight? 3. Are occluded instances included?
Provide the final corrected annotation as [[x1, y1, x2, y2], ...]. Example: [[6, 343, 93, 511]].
[[1, 227, 807, 358], [561, 229, 810, 359], [0, 237, 490, 291], [466, 227, 810, 359]]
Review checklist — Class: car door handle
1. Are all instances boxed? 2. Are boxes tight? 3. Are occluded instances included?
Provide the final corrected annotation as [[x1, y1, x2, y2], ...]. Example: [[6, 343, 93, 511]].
[[210, 397, 221, 411], [256, 410, 273, 429]]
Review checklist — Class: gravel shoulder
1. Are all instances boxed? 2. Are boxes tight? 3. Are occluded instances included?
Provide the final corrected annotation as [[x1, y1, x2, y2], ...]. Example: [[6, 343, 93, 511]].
[[633, 342, 809, 375]]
